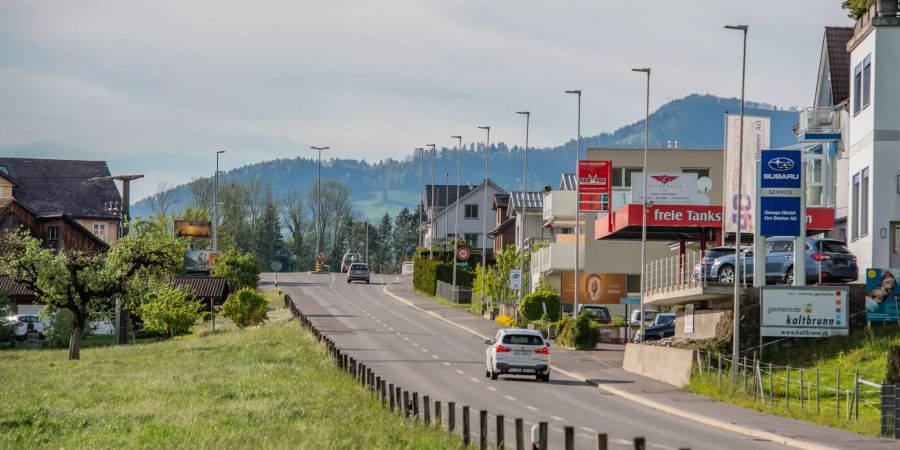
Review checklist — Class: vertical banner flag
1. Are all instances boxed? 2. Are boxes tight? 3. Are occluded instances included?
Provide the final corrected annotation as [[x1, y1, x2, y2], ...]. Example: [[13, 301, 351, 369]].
[[865, 269, 900, 323], [724, 115, 770, 234], [578, 160, 612, 212], [759, 150, 802, 237]]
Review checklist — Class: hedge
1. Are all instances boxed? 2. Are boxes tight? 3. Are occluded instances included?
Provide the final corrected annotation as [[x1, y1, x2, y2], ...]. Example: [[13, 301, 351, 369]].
[[556, 311, 600, 350], [413, 255, 474, 296], [518, 290, 561, 322]]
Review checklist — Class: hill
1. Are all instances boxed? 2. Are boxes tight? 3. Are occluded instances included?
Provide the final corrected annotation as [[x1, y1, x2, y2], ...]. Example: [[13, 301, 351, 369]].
[[131, 94, 800, 219]]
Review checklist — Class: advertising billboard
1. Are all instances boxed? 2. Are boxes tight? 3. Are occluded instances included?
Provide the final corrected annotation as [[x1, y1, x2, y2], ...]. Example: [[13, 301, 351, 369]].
[[724, 115, 771, 234], [174, 220, 212, 238], [577, 160, 612, 212], [184, 250, 221, 272], [561, 272, 628, 304], [865, 268, 900, 323], [760, 286, 849, 337], [759, 150, 802, 237], [631, 172, 699, 205]]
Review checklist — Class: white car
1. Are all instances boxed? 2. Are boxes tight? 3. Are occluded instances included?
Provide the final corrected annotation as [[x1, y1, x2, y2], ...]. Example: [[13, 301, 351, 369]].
[[484, 328, 550, 382], [5, 314, 45, 340]]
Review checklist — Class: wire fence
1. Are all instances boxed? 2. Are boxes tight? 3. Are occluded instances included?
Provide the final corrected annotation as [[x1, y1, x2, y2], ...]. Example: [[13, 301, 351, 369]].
[[694, 350, 883, 422]]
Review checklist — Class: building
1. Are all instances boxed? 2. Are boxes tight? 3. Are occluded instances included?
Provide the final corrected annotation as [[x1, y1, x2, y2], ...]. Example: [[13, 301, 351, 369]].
[[0, 158, 122, 253], [421, 180, 505, 252], [489, 191, 544, 254], [844, 1, 900, 271]]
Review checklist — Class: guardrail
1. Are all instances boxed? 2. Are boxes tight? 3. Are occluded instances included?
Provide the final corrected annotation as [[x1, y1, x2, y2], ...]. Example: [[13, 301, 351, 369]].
[[643, 251, 708, 296], [286, 293, 690, 449]]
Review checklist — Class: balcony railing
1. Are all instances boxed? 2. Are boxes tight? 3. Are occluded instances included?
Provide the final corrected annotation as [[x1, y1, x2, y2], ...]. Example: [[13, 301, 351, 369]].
[[542, 191, 577, 223], [532, 241, 583, 274], [798, 107, 839, 134], [643, 251, 707, 296]]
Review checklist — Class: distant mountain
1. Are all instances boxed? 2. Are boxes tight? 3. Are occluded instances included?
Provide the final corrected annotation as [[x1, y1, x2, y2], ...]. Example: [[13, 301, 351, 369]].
[[131, 94, 800, 219]]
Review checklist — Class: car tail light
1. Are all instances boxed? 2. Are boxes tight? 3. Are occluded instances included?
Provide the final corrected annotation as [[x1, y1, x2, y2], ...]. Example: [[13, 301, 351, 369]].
[[810, 253, 831, 261], [495, 345, 512, 353], [534, 347, 549, 355], [850, 255, 857, 262]]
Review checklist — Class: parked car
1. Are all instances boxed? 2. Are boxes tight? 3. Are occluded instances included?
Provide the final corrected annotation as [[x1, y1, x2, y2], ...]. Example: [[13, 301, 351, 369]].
[[484, 328, 550, 382], [628, 309, 657, 325], [633, 320, 675, 342], [346, 262, 370, 284], [5, 314, 45, 341], [575, 304, 611, 324], [694, 237, 858, 285], [340, 250, 361, 273], [651, 312, 675, 326]]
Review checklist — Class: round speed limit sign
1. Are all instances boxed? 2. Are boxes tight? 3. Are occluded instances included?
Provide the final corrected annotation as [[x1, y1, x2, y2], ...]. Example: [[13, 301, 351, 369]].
[[456, 247, 471, 261]]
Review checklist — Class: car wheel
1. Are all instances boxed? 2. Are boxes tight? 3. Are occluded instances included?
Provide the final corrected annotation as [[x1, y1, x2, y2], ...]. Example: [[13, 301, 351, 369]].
[[366, 279, 370, 284], [542, 373, 550, 382], [490, 370, 498, 380], [786, 268, 794, 285], [718, 265, 735, 284]]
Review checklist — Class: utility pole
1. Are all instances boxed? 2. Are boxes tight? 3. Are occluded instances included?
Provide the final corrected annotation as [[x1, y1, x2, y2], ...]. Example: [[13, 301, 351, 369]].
[[450, 136, 462, 292], [565, 90, 582, 315], [631, 68, 651, 343], [416, 147, 425, 248], [516, 111, 530, 316], [213, 150, 225, 251], [427, 144, 437, 259], [478, 126, 491, 314], [311, 146, 329, 265]]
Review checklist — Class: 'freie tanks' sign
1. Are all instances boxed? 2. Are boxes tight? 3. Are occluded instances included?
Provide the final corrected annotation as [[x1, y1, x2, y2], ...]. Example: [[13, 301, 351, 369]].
[[760, 286, 849, 337]]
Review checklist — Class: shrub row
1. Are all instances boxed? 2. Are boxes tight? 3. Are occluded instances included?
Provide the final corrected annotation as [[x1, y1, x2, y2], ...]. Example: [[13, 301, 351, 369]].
[[518, 290, 561, 322], [413, 255, 474, 296]]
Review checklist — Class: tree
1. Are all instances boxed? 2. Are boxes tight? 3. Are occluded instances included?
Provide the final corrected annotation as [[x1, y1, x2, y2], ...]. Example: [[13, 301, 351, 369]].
[[211, 250, 260, 291], [307, 180, 351, 262], [392, 207, 418, 261], [251, 185, 284, 269], [150, 180, 177, 217], [0, 218, 183, 359], [138, 283, 202, 337], [283, 190, 309, 270], [375, 213, 393, 273], [221, 288, 267, 328], [843, 0, 874, 19]]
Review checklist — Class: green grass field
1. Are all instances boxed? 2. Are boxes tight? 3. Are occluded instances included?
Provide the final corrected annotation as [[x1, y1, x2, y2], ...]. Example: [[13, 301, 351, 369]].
[[0, 304, 462, 449]]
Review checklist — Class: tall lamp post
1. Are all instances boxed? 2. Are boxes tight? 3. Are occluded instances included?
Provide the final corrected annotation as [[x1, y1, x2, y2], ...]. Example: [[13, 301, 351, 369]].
[[311, 146, 329, 264], [478, 126, 491, 314], [214, 150, 225, 251], [631, 68, 651, 343], [450, 136, 463, 291], [725, 24, 749, 382], [426, 144, 437, 259], [516, 111, 530, 315], [444, 172, 451, 248], [416, 147, 425, 248], [565, 90, 582, 316]]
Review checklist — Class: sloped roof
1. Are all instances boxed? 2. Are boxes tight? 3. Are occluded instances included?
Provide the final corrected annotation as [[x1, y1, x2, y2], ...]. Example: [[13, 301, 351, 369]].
[[493, 193, 510, 210], [560, 173, 576, 191], [174, 276, 230, 300], [508, 191, 543, 210], [0, 275, 36, 298], [488, 216, 515, 236], [0, 158, 121, 219], [825, 26, 853, 105], [425, 184, 475, 209]]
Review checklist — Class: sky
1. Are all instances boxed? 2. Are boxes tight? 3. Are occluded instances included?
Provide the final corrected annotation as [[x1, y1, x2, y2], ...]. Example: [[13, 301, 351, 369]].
[[0, 0, 852, 202]]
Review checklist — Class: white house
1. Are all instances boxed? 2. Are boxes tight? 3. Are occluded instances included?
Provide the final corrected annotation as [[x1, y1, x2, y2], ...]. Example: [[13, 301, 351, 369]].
[[421, 180, 505, 252]]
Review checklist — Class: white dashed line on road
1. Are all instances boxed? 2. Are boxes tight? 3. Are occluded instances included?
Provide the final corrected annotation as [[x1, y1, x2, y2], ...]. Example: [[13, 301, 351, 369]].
[[455, 370, 465, 375], [504, 395, 516, 401], [431, 354, 439, 359], [403, 337, 409, 341], [487, 386, 496, 391], [551, 415, 565, 422], [443, 362, 451, 366], [579, 426, 596, 433], [469, 377, 480, 383], [411, 342, 418, 347], [526, 405, 538, 411]]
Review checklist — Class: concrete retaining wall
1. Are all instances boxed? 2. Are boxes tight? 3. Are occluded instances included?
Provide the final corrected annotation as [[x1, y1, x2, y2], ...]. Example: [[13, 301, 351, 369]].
[[623, 343, 696, 387], [675, 309, 725, 340]]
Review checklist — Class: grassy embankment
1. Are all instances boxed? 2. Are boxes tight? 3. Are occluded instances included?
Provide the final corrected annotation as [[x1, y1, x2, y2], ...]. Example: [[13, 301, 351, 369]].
[[0, 290, 463, 449], [687, 325, 900, 436]]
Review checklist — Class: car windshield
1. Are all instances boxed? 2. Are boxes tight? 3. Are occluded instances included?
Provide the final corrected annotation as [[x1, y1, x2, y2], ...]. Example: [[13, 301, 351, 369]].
[[656, 314, 675, 325], [502, 334, 544, 346], [350, 264, 367, 270], [704, 249, 731, 260], [819, 241, 851, 254], [581, 307, 609, 319], [20, 316, 39, 323]]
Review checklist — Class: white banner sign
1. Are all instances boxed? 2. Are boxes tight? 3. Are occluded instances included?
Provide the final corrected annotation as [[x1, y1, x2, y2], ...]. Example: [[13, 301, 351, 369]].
[[761, 286, 849, 337], [631, 172, 699, 205], [724, 115, 771, 234], [508, 269, 522, 290]]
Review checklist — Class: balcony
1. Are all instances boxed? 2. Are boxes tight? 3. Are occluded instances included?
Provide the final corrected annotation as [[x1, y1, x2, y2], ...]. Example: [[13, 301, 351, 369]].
[[797, 107, 841, 142], [542, 191, 577, 225], [531, 240, 584, 274], [642, 251, 743, 306]]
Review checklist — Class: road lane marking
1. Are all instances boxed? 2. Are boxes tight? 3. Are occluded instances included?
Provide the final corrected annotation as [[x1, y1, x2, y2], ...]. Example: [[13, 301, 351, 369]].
[[614, 439, 632, 446], [403, 337, 409, 341], [443, 362, 451, 366], [455, 370, 465, 374], [469, 377, 480, 383], [504, 395, 516, 401], [389, 328, 394, 331], [395, 332, 401, 336], [551, 415, 564, 422], [487, 386, 496, 391], [431, 354, 439, 359], [579, 426, 596, 433], [411, 342, 418, 347], [525, 405, 538, 411]]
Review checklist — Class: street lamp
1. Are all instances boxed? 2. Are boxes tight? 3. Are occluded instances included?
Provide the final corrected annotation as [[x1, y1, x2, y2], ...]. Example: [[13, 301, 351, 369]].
[[631, 68, 651, 343], [516, 111, 530, 315], [416, 147, 425, 248], [311, 146, 329, 263], [445, 172, 451, 249], [451, 136, 462, 291], [725, 23, 749, 382], [214, 151, 225, 251], [478, 126, 491, 314], [565, 90, 582, 316], [427, 144, 437, 259]]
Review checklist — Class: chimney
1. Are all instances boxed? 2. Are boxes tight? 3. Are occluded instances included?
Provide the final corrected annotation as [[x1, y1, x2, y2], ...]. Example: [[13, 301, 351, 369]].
[[543, 185, 552, 193]]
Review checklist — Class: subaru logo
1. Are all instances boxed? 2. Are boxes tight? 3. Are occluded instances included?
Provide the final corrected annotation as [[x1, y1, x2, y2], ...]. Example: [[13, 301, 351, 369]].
[[768, 157, 794, 172]]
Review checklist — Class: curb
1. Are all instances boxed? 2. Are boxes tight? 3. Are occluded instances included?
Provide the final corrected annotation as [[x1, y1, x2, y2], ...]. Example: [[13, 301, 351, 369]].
[[382, 276, 838, 450]]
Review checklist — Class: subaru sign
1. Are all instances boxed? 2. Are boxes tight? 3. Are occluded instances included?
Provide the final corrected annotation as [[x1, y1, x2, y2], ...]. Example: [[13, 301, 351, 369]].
[[759, 150, 802, 237]]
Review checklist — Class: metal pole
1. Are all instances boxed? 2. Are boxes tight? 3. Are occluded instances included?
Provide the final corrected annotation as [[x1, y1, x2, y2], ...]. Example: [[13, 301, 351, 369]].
[[428, 144, 437, 259], [445, 173, 450, 250], [417, 147, 425, 248], [517, 111, 530, 316], [565, 90, 581, 315], [794, 159, 808, 286], [451, 136, 462, 290], [631, 69, 651, 342], [478, 126, 491, 313], [725, 24, 748, 382], [311, 146, 329, 261], [365, 220, 369, 263]]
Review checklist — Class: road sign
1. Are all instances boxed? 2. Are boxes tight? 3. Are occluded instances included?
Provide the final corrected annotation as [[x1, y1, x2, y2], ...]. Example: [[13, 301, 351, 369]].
[[508, 270, 522, 290], [317, 251, 326, 261], [577, 160, 612, 212], [760, 286, 848, 337], [759, 150, 802, 237], [620, 297, 640, 305], [270, 261, 283, 272], [456, 247, 471, 261]]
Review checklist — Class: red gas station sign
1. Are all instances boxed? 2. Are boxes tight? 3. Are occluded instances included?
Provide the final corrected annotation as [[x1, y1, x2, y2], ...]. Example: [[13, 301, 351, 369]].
[[578, 160, 612, 212]]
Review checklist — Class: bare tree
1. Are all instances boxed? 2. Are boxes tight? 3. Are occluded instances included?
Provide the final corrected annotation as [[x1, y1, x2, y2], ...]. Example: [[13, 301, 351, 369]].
[[150, 180, 176, 216], [307, 180, 351, 258]]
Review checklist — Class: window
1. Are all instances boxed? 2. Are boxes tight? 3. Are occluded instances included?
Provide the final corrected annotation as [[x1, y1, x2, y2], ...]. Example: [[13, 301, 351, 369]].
[[501, 334, 544, 345], [93, 223, 107, 242], [853, 63, 862, 114], [464, 233, 479, 247], [464, 204, 478, 219], [861, 168, 869, 237], [851, 172, 860, 240], [769, 241, 793, 253], [48, 226, 60, 241], [612, 167, 642, 188], [863, 55, 872, 109], [682, 168, 710, 179]]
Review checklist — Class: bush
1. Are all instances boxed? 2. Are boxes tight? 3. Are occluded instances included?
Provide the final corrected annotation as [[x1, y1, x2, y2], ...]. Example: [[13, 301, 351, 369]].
[[221, 288, 268, 328], [518, 291, 561, 322], [495, 315, 515, 327], [42, 308, 78, 348], [212, 250, 261, 291], [556, 312, 599, 350], [414, 255, 476, 296], [139, 285, 203, 337]]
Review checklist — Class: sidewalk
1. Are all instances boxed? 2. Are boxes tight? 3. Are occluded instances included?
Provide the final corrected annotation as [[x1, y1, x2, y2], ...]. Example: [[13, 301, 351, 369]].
[[383, 276, 897, 450]]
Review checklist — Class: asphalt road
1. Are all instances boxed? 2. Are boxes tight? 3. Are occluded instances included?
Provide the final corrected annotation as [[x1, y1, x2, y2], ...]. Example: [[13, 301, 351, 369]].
[[270, 271, 789, 450]]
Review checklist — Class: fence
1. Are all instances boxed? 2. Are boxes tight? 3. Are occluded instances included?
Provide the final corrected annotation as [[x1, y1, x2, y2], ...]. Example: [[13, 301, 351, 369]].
[[286, 293, 684, 449], [643, 251, 709, 295], [693, 350, 891, 434], [436, 280, 471, 304]]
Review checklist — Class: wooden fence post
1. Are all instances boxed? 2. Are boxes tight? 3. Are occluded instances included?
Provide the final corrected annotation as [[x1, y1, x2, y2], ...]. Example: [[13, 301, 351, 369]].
[[564, 426, 574, 450], [449, 402, 456, 432], [435, 400, 442, 425], [596, 432, 608, 450], [462, 406, 470, 446], [538, 422, 548, 450], [496, 414, 505, 450], [633, 436, 645, 450], [424, 396, 431, 425], [479, 410, 488, 450], [515, 418, 524, 450], [389, 383, 395, 412]]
